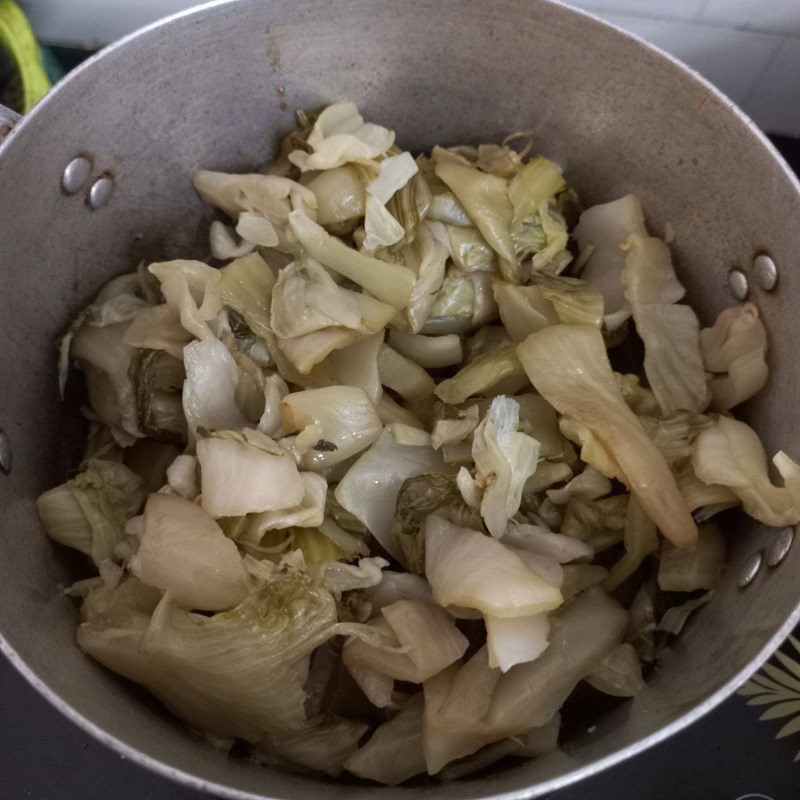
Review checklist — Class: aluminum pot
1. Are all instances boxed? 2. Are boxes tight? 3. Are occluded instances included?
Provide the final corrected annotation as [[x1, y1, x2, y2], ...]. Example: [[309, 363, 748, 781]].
[[1, 0, 799, 797]]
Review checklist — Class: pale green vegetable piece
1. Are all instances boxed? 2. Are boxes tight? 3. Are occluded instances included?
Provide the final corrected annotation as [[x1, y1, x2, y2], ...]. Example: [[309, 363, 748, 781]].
[[691, 415, 800, 527], [673, 459, 739, 515], [77, 566, 360, 742], [508, 157, 565, 250], [658, 522, 726, 592], [561, 494, 628, 552], [532, 273, 604, 327], [485, 612, 550, 672], [197, 430, 305, 517], [182, 338, 249, 436], [270, 258, 394, 374], [236, 211, 280, 247], [435, 161, 518, 282], [327, 331, 383, 404], [343, 600, 468, 684], [377, 343, 435, 400], [36, 459, 144, 565], [288, 102, 395, 171], [59, 273, 150, 397], [280, 385, 383, 470], [367, 151, 419, 204], [700, 302, 768, 411], [546, 466, 611, 505], [288, 210, 415, 307], [560, 564, 609, 601], [573, 194, 646, 318], [209, 220, 255, 260], [446, 226, 498, 272], [336, 428, 447, 562], [192, 170, 315, 223], [502, 545, 563, 588], [344, 695, 427, 785], [502, 521, 594, 564], [270, 258, 362, 338], [486, 589, 628, 733], [517, 324, 697, 549], [165, 454, 198, 499], [506, 156, 568, 267], [388, 330, 463, 369], [306, 165, 365, 225], [130, 493, 249, 611], [257, 719, 368, 777], [457, 396, 540, 537], [376, 392, 425, 429], [217, 251, 275, 339], [362, 194, 405, 251], [639, 410, 714, 465], [437, 714, 560, 780], [422, 648, 505, 774], [494, 281, 558, 342], [403, 221, 449, 333], [72, 321, 142, 443], [123, 304, 192, 362], [621, 234, 709, 414], [148, 259, 223, 341], [431, 404, 480, 450], [366, 571, 434, 611], [515, 394, 564, 458], [242, 472, 327, 539], [604, 496, 659, 591], [435, 345, 527, 405], [584, 642, 646, 697], [424, 516, 562, 617], [428, 191, 473, 227], [428, 273, 475, 321]]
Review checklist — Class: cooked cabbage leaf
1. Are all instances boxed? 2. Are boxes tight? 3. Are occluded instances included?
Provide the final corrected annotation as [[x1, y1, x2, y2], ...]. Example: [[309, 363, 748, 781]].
[[620, 234, 709, 414], [691, 416, 800, 527], [700, 303, 768, 410], [288, 102, 394, 171], [517, 324, 698, 548], [130, 493, 249, 610], [424, 516, 562, 617], [37, 459, 143, 565], [336, 428, 448, 562], [456, 396, 540, 537]]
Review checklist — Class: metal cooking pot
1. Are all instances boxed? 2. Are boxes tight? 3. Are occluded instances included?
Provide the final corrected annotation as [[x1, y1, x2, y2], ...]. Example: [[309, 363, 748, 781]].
[[1, 0, 799, 797]]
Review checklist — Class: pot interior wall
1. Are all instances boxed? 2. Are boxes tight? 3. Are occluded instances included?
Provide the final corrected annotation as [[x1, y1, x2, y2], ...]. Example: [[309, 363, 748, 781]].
[[0, 1, 799, 798]]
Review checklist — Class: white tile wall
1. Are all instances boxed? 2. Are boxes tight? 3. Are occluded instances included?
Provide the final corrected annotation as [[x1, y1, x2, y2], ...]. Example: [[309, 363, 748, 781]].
[[739, 37, 800, 135], [699, 0, 800, 36], [567, 0, 706, 21], [600, 13, 782, 107], [18, 0, 800, 136]]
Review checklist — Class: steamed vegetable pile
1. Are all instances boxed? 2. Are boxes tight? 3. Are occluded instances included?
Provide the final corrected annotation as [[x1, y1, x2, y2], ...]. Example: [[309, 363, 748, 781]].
[[39, 102, 797, 783]]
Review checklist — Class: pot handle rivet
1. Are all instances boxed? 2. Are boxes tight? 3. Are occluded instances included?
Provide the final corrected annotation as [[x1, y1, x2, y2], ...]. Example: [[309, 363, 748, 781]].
[[753, 253, 778, 291], [62, 156, 93, 195], [87, 174, 115, 209], [727, 269, 749, 301], [0, 427, 11, 475], [738, 550, 762, 588], [766, 527, 793, 568]]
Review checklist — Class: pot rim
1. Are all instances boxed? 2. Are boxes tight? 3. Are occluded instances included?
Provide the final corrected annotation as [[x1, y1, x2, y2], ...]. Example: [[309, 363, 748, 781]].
[[2, 1, 799, 797]]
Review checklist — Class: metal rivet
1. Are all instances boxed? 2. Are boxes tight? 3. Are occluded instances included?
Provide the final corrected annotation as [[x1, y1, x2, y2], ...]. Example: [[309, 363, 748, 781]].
[[61, 156, 92, 194], [766, 527, 794, 567], [728, 269, 749, 301], [738, 550, 762, 588], [753, 253, 778, 291], [87, 175, 115, 209], [0, 428, 11, 474]]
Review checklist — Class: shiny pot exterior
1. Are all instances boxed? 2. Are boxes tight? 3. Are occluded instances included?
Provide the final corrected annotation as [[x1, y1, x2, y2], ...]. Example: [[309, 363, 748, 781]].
[[1, 1, 799, 797]]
